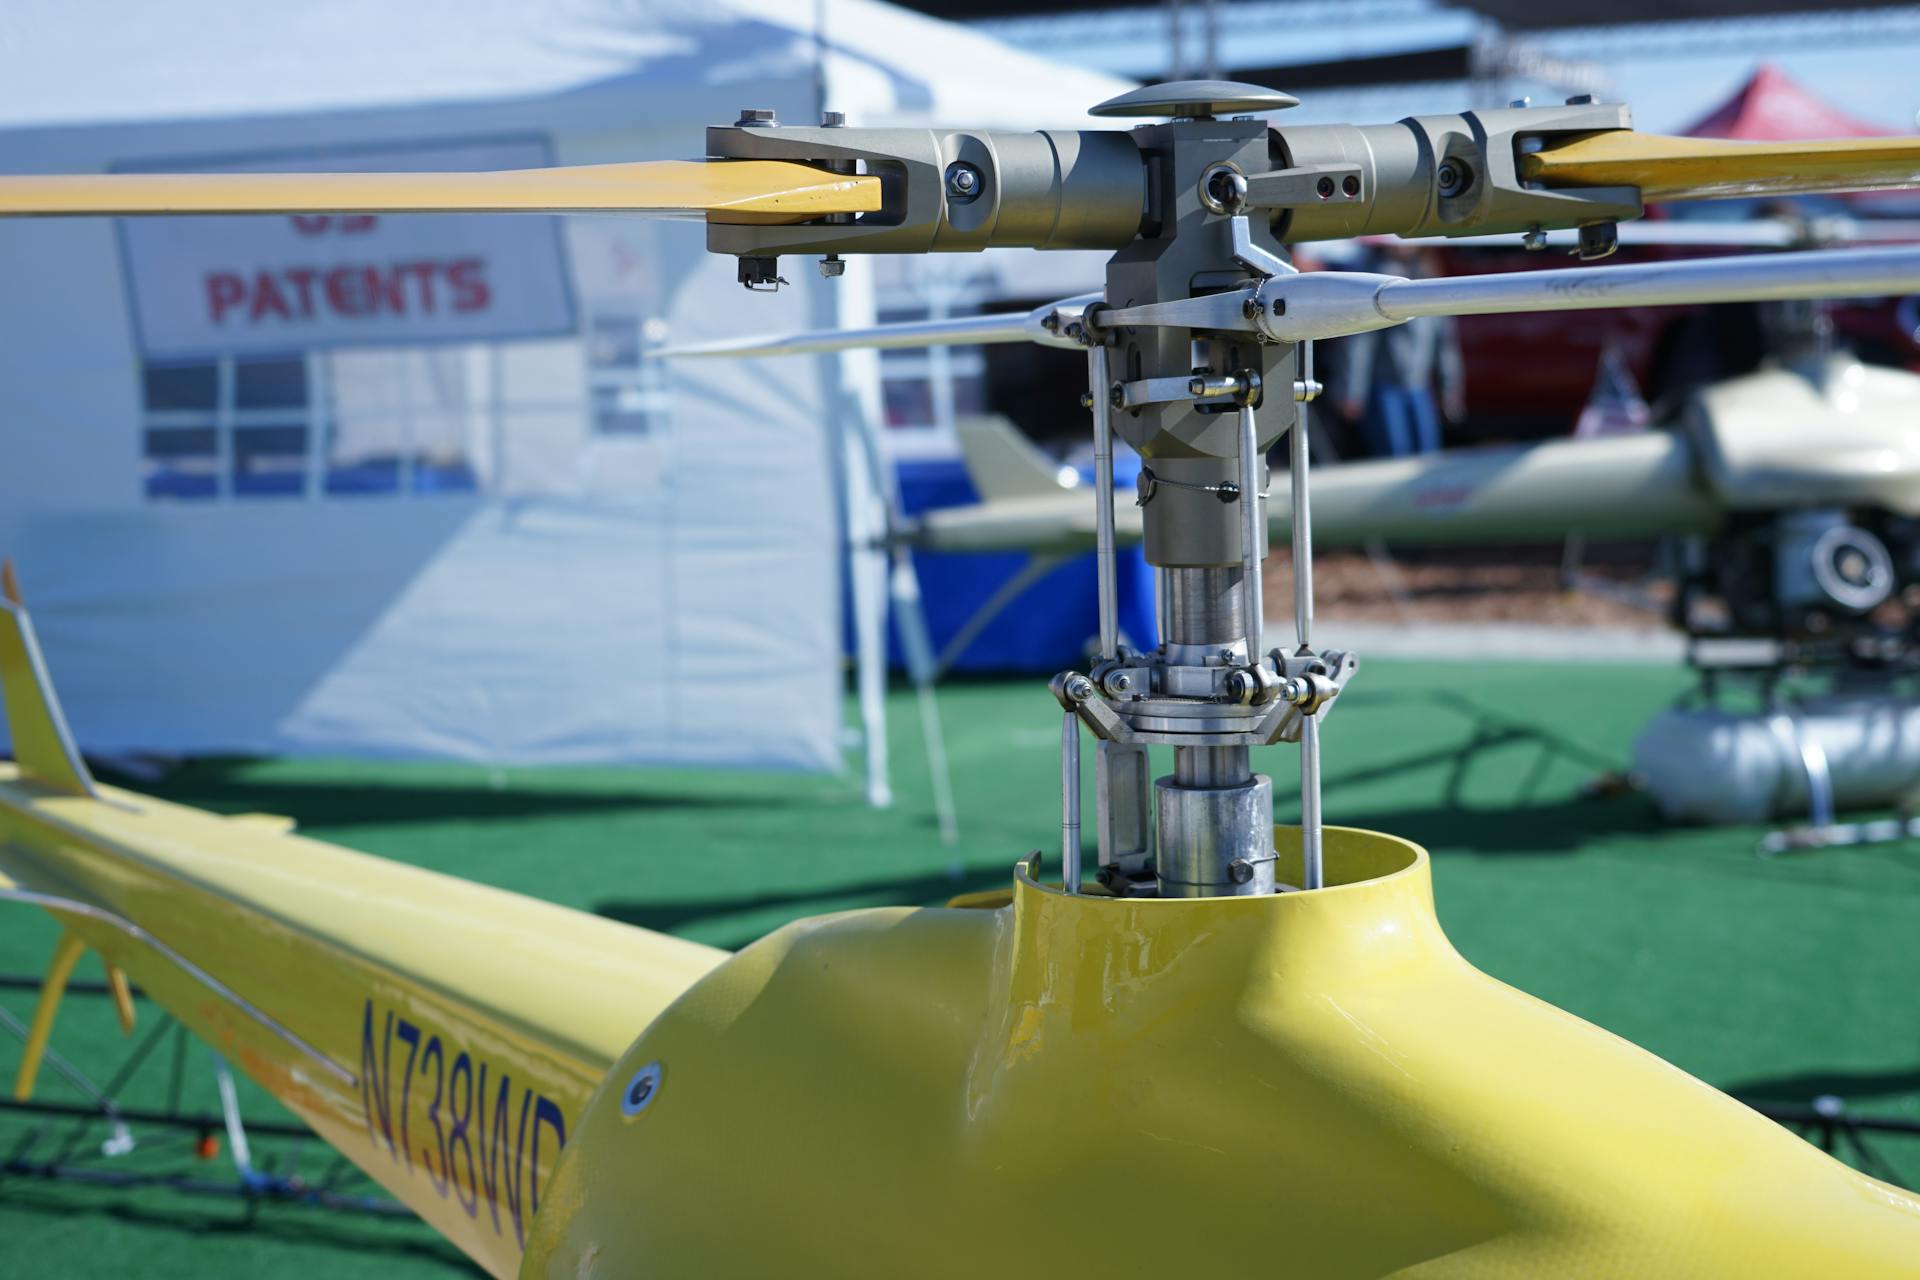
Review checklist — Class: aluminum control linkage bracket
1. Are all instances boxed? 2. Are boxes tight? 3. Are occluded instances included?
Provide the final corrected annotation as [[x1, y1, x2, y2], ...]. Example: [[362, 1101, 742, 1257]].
[[1261, 649, 1360, 745]]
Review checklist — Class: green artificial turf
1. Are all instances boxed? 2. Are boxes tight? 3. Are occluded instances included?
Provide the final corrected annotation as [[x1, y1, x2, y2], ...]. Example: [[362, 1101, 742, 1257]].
[[4, 657, 1919, 1276]]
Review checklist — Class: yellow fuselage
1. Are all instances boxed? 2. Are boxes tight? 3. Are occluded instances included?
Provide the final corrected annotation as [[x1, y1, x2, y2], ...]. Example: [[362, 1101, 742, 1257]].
[[7, 771, 1920, 1277]]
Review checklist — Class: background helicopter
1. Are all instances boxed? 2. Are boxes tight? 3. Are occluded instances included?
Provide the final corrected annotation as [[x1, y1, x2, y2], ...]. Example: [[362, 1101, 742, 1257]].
[[9, 76, 1920, 1278]]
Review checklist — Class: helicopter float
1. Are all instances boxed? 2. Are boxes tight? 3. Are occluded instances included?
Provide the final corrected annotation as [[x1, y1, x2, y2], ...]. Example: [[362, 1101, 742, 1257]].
[[6, 81, 1920, 1275]]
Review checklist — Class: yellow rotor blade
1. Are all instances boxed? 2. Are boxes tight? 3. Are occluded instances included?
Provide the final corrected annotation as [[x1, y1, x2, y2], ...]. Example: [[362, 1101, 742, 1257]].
[[1522, 131, 1920, 202], [0, 159, 881, 224]]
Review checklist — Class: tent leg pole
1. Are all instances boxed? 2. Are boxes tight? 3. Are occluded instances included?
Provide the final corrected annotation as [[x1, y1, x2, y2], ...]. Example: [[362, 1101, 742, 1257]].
[[890, 549, 960, 846]]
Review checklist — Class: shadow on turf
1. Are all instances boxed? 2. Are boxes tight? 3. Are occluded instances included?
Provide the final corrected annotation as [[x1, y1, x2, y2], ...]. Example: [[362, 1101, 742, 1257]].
[[0, 1184, 480, 1274], [1310, 685, 1683, 855], [1727, 1065, 1920, 1106], [91, 758, 803, 828], [1341, 792, 1669, 857]]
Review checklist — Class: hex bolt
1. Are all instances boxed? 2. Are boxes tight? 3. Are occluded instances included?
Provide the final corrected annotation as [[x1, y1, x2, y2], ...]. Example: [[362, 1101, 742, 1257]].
[[1109, 672, 1132, 693], [818, 255, 845, 279], [1228, 860, 1255, 885], [736, 107, 777, 127], [820, 110, 846, 127], [1109, 383, 1125, 408], [945, 162, 983, 202], [1063, 674, 1096, 703]]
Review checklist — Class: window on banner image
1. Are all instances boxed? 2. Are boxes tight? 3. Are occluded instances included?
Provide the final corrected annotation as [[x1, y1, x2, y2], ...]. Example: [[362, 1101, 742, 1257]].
[[141, 353, 311, 500], [232, 354, 308, 498], [872, 273, 990, 459], [876, 310, 988, 429], [141, 361, 219, 500], [324, 347, 483, 496], [588, 310, 671, 437]]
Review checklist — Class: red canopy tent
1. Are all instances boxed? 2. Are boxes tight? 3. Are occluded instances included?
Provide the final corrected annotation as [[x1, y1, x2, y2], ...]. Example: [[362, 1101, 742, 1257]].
[[1682, 63, 1886, 140], [1681, 64, 1914, 209]]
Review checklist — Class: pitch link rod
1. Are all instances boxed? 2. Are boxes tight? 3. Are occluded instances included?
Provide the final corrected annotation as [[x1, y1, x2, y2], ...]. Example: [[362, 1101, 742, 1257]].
[[1090, 344, 1120, 662], [1061, 712, 1081, 896], [1235, 398, 1264, 674], [1291, 341, 1322, 890]]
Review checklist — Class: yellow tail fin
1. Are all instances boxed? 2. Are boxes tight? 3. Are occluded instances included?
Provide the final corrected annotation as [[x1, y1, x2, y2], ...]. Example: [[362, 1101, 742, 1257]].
[[0, 560, 96, 797]]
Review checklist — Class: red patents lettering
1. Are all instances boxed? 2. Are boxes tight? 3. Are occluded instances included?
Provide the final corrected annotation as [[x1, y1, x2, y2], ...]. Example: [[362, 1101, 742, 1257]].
[[204, 258, 492, 326]]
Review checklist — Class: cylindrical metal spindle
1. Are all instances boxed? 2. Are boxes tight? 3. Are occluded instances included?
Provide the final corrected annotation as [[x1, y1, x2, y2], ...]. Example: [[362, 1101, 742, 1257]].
[[1300, 715, 1324, 890], [1061, 711, 1081, 894], [1174, 745, 1252, 788], [1163, 567, 1245, 647], [1236, 401, 1264, 668], [1089, 344, 1119, 662]]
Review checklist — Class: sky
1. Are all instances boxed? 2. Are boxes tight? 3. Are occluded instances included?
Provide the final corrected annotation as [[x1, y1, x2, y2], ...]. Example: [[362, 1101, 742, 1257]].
[[974, 2, 1920, 134]]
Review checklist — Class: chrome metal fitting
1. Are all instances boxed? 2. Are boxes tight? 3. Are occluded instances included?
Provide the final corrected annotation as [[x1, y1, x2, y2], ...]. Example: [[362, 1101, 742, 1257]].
[[945, 162, 983, 203], [1198, 162, 1248, 215], [1050, 671, 1098, 711]]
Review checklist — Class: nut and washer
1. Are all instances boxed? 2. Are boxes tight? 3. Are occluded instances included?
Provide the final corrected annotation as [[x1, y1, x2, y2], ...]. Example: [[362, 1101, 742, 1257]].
[[945, 162, 984, 202]]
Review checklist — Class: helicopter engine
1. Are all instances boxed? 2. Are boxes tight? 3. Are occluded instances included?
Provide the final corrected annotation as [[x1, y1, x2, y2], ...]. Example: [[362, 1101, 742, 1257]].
[[1647, 506, 1920, 826], [1680, 508, 1914, 652], [1636, 358, 1920, 829]]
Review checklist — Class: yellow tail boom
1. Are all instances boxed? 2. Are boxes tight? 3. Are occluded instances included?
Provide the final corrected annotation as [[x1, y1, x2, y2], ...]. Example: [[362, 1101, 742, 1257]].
[[0, 565, 724, 1277]]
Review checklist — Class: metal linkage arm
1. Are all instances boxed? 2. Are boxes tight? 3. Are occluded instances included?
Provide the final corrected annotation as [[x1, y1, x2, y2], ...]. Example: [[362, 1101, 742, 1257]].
[[1105, 246, 1920, 345]]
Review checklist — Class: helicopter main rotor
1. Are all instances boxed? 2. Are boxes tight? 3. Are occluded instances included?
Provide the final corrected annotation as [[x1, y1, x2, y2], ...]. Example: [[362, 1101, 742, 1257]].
[[697, 81, 1920, 900]]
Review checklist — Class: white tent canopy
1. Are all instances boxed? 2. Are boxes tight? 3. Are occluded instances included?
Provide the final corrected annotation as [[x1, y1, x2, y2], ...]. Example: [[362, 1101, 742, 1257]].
[[0, 1, 1129, 775]]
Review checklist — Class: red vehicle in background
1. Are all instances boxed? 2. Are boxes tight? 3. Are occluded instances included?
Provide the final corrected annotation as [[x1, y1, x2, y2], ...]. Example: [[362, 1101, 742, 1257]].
[[1444, 64, 1920, 443], [1436, 235, 1920, 444]]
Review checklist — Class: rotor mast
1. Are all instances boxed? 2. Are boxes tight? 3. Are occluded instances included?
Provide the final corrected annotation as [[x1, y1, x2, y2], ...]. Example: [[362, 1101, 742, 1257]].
[[1071, 82, 1303, 898], [697, 82, 1920, 898]]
